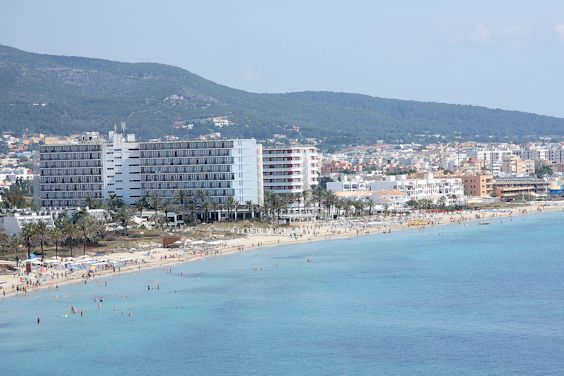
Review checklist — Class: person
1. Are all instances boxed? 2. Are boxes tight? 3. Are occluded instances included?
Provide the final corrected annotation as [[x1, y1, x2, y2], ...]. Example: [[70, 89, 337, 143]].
[[37, 317, 40, 324]]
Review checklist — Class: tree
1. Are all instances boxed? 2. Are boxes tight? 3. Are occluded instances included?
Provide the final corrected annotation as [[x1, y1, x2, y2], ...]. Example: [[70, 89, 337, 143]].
[[352, 200, 364, 216], [300, 189, 311, 213], [105, 193, 125, 211], [83, 195, 101, 209], [49, 225, 64, 259], [0, 233, 21, 262], [63, 222, 78, 258], [366, 199, 375, 216], [233, 199, 240, 221], [225, 196, 236, 221], [135, 195, 148, 218], [115, 206, 136, 236], [196, 190, 209, 220], [1, 186, 27, 209], [437, 196, 447, 209], [20, 223, 36, 260], [34, 220, 50, 261], [174, 190, 189, 224], [76, 215, 96, 255], [147, 192, 162, 211], [535, 164, 553, 179], [245, 200, 254, 219]]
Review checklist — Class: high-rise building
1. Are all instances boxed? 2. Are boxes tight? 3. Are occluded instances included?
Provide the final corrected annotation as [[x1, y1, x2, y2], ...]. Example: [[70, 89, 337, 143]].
[[36, 133, 104, 208], [140, 139, 262, 205], [262, 146, 320, 196], [36, 132, 263, 208]]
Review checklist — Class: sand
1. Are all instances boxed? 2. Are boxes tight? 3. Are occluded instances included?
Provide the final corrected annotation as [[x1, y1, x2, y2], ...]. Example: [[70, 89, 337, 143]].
[[1, 202, 563, 300]]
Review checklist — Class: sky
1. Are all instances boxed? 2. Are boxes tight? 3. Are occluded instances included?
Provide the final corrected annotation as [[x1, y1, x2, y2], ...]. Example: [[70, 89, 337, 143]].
[[1, 0, 564, 117]]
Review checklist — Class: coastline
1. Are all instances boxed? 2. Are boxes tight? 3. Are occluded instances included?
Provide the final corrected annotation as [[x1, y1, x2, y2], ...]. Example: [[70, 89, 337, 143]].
[[2, 203, 563, 300]]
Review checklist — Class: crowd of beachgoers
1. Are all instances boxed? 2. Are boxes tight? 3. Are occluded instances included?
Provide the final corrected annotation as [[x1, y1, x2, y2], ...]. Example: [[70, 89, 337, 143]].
[[1, 201, 563, 299]]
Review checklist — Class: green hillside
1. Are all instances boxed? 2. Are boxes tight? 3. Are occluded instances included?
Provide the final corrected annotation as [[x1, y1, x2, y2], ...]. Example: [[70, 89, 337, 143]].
[[1, 44, 563, 146]]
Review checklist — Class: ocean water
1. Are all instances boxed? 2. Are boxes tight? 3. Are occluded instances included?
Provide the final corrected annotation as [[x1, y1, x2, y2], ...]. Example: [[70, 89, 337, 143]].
[[2, 212, 564, 376]]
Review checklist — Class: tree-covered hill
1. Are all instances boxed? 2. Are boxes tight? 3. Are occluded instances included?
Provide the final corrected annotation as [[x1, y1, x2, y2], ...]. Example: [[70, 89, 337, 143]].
[[1, 44, 563, 146]]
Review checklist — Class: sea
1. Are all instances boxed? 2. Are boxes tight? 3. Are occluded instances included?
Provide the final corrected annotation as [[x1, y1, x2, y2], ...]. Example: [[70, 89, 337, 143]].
[[1, 211, 564, 375]]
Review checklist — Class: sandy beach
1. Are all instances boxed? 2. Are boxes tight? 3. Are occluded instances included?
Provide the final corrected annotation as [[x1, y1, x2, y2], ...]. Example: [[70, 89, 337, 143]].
[[2, 201, 563, 300]]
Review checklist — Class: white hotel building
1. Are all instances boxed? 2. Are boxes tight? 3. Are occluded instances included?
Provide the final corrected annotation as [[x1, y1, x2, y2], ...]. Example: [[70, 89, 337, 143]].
[[36, 132, 263, 208], [262, 146, 320, 195], [140, 139, 262, 205]]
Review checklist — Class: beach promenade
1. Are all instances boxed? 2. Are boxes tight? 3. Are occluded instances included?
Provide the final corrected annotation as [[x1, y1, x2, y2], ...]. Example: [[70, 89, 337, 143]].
[[2, 202, 563, 300]]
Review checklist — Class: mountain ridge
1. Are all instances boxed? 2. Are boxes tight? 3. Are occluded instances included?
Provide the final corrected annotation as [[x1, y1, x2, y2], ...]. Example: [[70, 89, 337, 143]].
[[1, 43, 563, 146]]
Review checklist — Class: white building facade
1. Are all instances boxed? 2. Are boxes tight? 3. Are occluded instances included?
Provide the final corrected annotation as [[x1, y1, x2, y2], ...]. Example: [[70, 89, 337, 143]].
[[140, 138, 262, 205], [36, 133, 263, 208], [262, 146, 320, 195]]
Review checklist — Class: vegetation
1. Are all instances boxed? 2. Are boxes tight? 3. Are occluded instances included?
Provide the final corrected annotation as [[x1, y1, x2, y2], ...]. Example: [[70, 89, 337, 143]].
[[2, 44, 564, 146], [406, 198, 468, 211]]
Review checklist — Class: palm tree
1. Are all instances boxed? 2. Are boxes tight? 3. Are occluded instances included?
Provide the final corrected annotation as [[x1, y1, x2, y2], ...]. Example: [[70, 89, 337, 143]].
[[76, 215, 95, 255], [311, 186, 325, 217], [63, 222, 78, 258], [161, 200, 172, 228], [115, 206, 136, 236], [201, 202, 211, 222], [233, 199, 240, 221], [135, 195, 148, 219], [245, 200, 254, 219], [20, 223, 36, 260], [1, 234, 21, 263], [83, 195, 101, 209], [34, 220, 50, 261], [105, 193, 124, 211], [187, 198, 196, 223], [148, 192, 162, 212], [352, 200, 364, 217], [49, 225, 64, 259], [196, 190, 209, 220], [365, 199, 375, 216], [225, 196, 236, 221], [300, 189, 311, 214], [174, 190, 189, 224]]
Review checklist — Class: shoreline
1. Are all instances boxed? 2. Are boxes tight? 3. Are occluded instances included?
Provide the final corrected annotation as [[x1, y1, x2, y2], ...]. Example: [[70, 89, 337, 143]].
[[2, 203, 563, 301]]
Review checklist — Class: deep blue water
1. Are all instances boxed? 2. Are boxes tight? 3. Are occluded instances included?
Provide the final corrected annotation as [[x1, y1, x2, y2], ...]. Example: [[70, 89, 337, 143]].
[[2, 212, 564, 375]]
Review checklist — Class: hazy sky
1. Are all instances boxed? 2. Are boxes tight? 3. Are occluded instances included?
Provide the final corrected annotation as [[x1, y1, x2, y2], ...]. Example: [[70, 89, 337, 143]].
[[2, 1, 564, 117]]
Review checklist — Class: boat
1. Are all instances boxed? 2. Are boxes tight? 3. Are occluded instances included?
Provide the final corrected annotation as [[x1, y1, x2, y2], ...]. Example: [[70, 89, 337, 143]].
[[478, 221, 491, 225]]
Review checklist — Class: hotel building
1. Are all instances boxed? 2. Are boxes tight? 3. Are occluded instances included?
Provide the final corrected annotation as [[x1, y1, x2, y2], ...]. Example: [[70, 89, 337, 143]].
[[140, 139, 262, 205], [262, 146, 320, 195], [36, 132, 104, 208], [36, 132, 263, 208]]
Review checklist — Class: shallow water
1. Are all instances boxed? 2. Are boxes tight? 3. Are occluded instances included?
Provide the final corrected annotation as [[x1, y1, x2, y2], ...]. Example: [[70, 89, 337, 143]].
[[2, 212, 564, 375]]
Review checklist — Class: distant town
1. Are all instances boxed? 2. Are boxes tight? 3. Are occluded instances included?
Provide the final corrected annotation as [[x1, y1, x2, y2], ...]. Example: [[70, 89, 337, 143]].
[[1, 125, 563, 233]]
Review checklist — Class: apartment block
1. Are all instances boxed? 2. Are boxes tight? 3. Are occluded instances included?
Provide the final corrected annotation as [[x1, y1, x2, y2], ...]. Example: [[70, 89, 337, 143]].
[[459, 175, 493, 197], [262, 146, 320, 195], [36, 132, 263, 208], [140, 139, 262, 205], [36, 133, 104, 208]]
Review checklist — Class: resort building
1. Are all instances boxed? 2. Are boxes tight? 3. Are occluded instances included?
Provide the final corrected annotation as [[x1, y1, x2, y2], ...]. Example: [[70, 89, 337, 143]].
[[493, 177, 549, 200], [36, 131, 264, 208], [459, 175, 493, 197], [369, 174, 465, 206], [0, 212, 54, 235], [140, 138, 263, 205], [36, 132, 104, 208], [262, 146, 320, 195], [102, 130, 141, 205]]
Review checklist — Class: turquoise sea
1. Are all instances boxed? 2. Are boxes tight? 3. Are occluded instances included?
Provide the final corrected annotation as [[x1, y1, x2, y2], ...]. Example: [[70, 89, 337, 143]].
[[2, 211, 564, 375]]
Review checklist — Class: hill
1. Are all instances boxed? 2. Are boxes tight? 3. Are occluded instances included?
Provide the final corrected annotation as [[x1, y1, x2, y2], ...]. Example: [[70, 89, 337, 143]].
[[1, 44, 564, 147]]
